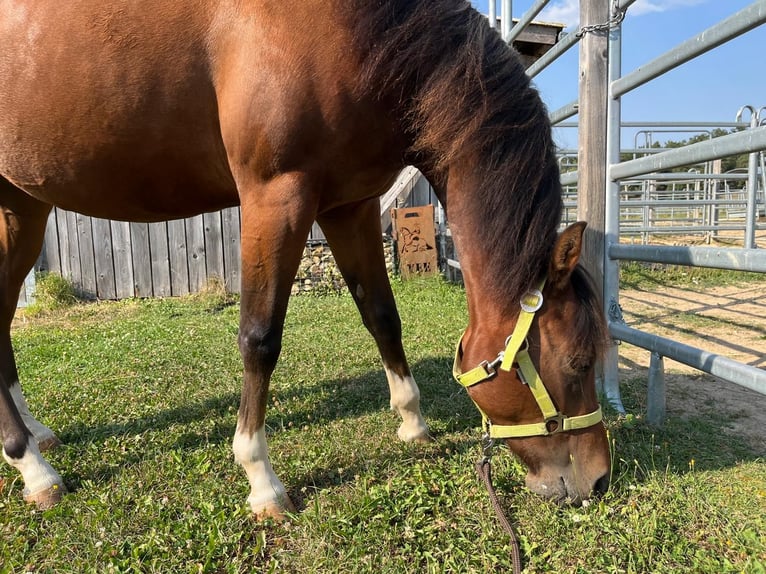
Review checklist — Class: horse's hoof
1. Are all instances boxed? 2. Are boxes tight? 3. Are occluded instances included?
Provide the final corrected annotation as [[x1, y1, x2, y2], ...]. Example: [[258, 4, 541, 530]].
[[411, 433, 434, 444], [24, 483, 67, 510], [37, 435, 62, 452], [397, 424, 433, 443], [252, 496, 297, 522]]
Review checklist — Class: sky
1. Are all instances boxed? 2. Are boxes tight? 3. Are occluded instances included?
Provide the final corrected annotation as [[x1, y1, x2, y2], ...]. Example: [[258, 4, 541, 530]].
[[469, 0, 765, 150]]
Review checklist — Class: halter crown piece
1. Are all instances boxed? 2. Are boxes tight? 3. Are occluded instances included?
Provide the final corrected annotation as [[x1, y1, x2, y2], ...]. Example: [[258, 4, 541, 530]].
[[452, 278, 603, 439]]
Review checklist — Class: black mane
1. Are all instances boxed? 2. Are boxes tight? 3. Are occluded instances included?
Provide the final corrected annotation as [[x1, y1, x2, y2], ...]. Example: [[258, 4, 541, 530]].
[[354, 0, 563, 312]]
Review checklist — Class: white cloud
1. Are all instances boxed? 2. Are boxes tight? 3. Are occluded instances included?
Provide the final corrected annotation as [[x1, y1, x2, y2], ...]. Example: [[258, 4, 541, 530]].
[[539, 0, 579, 28], [539, 0, 709, 30], [630, 0, 707, 16]]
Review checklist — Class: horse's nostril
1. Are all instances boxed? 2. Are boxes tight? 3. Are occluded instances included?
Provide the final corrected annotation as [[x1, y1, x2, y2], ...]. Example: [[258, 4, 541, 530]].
[[593, 473, 610, 496]]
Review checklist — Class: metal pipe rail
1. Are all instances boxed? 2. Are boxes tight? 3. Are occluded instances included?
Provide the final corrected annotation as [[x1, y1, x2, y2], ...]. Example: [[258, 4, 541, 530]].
[[610, 323, 766, 398], [611, 1, 766, 99], [506, 0, 548, 43], [617, 199, 750, 207], [603, 0, 766, 423], [618, 225, 755, 235], [527, 30, 579, 78], [623, 173, 748, 181], [609, 244, 766, 273], [610, 127, 766, 181]]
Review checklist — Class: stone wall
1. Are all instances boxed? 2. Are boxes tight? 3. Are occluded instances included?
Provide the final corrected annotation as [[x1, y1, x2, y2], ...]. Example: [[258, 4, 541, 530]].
[[291, 237, 396, 295]]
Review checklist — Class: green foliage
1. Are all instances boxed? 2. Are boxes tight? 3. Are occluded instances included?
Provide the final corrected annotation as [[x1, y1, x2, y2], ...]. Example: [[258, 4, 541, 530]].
[[3, 277, 765, 573], [25, 273, 78, 315]]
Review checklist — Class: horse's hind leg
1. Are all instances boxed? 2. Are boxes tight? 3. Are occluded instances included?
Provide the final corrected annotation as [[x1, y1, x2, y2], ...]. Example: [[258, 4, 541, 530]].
[[318, 199, 430, 442], [0, 180, 65, 508]]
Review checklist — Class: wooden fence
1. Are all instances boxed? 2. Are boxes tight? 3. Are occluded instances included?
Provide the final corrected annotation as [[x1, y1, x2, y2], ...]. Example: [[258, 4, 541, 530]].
[[32, 207, 246, 300], [17, 169, 435, 306]]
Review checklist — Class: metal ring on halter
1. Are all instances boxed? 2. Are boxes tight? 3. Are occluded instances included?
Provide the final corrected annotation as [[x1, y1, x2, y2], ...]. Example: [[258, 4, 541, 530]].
[[520, 288, 544, 313]]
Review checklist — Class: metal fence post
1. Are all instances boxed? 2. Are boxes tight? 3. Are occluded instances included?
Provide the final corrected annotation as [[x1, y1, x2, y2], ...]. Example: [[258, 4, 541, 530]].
[[647, 352, 666, 426], [737, 105, 760, 249], [24, 270, 36, 307], [603, 0, 626, 414], [501, 0, 512, 42]]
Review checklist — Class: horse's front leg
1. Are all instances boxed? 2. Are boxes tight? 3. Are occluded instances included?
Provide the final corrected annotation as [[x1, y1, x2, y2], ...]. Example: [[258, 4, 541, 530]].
[[0, 186, 65, 509], [318, 199, 430, 443], [233, 184, 317, 519]]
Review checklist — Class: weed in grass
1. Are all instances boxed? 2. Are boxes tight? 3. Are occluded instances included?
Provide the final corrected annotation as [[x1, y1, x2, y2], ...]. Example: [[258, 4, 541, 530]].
[[24, 272, 78, 315]]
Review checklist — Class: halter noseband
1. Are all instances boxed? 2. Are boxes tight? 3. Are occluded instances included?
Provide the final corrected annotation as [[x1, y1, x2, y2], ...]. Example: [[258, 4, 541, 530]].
[[452, 279, 603, 439]]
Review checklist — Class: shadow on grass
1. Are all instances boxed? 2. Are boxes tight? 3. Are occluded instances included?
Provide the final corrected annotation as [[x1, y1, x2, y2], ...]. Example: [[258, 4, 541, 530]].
[[54, 356, 763, 495]]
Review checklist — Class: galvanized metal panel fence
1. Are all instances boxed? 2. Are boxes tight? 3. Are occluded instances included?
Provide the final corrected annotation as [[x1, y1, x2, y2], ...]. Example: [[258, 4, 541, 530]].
[[600, 0, 766, 421]]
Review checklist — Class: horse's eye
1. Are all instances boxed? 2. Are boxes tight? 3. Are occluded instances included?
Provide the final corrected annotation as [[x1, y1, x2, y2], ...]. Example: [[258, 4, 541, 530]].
[[566, 355, 592, 374]]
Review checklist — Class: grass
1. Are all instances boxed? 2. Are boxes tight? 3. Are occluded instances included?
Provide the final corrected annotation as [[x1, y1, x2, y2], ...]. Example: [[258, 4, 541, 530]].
[[3, 277, 765, 573]]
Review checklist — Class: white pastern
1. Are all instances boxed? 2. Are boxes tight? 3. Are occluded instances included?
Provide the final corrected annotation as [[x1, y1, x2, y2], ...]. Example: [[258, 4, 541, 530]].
[[2, 437, 63, 496], [232, 425, 289, 513], [383, 367, 430, 441], [9, 381, 58, 446]]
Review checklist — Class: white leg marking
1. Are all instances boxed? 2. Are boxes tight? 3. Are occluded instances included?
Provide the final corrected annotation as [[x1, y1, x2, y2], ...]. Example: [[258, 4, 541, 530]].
[[2, 437, 64, 496], [232, 425, 289, 514], [383, 366, 429, 442], [9, 381, 57, 446]]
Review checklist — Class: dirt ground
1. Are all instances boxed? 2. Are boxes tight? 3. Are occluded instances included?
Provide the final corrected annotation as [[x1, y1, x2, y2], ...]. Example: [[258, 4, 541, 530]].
[[617, 280, 766, 454]]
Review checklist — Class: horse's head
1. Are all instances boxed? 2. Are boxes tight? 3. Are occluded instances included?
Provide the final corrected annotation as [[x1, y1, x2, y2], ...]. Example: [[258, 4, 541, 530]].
[[454, 222, 611, 505]]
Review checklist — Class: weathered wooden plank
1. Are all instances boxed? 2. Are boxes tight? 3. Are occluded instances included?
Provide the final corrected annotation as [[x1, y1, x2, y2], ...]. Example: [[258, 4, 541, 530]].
[[130, 222, 153, 297], [92, 217, 117, 300], [577, 0, 609, 285], [308, 222, 325, 243], [65, 210, 83, 293], [57, 209, 71, 279], [148, 222, 171, 297], [39, 209, 61, 274], [185, 214, 207, 292], [203, 211, 224, 282], [167, 219, 190, 296], [111, 221, 135, 299], [221, 207, 241, 293], [76, 213, 98, 299], [17, 274, 29, 307]]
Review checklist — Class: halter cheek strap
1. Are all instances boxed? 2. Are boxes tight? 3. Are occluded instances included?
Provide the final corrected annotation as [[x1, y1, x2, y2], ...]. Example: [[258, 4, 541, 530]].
[[452, 279, 603, 439]]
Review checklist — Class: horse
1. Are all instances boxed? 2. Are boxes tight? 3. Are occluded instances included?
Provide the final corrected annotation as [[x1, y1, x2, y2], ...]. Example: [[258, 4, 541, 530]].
[[0, 0, 611, 518]]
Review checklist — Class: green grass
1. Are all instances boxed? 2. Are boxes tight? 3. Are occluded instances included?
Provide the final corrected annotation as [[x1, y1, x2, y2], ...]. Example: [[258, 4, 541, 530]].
[[3, 277, 765, 573]]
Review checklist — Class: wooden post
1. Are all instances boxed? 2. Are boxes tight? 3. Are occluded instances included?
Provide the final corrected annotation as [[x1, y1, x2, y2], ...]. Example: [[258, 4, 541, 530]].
[[576, 0, 610, 288]]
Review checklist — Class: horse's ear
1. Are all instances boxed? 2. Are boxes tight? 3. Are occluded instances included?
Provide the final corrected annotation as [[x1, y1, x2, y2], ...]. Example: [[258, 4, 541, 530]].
[[548, 221, 586, 290]]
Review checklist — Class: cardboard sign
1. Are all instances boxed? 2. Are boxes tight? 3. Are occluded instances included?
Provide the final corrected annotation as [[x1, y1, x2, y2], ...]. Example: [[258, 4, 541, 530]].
[[391, 205, 438, 279]]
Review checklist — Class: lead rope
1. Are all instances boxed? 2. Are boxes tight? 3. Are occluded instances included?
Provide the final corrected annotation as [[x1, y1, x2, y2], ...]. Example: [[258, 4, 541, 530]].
[[475, 438, 522, 574]]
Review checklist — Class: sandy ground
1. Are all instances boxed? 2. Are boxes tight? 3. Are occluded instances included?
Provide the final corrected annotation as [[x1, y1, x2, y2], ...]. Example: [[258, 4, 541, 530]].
[[616, 280, 766, 454]]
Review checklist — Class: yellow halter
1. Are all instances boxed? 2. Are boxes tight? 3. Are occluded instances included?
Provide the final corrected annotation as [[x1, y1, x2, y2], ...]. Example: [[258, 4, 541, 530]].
[[453, 279, 603, 439]]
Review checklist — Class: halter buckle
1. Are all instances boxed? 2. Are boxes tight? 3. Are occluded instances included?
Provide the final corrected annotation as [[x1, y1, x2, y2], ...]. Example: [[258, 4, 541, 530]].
[[481, 432, 495, 460], [520, 288, 544, 313], [543, 413, 566, 435], [479, 352, 504, 379]]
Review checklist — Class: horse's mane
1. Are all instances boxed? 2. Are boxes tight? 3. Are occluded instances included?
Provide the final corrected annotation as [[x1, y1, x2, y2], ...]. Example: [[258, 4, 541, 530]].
[[352, 0, 564, 314], [571, 265, 610, 364]]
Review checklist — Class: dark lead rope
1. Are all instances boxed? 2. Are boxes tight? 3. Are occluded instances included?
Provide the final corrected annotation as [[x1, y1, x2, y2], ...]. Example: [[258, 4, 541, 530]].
[[475, 457, 523, 574]]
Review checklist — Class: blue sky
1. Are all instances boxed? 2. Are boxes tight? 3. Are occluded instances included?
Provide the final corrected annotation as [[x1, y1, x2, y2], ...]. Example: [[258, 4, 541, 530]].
[[470, 0, 765, 149]]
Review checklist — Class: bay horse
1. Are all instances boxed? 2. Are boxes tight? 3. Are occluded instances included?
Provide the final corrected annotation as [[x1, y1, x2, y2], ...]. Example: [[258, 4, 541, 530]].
[[0, 0, 610, 518]]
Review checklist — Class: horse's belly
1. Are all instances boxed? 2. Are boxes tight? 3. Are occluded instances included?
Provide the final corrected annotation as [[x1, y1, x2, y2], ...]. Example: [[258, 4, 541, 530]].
[[0, 1, 240, 220]]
